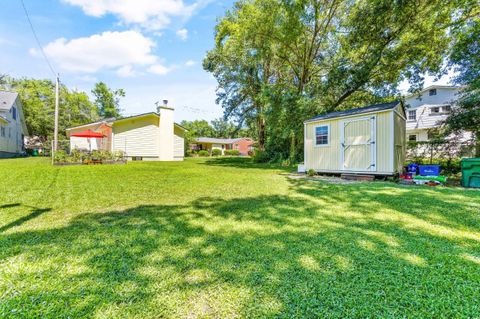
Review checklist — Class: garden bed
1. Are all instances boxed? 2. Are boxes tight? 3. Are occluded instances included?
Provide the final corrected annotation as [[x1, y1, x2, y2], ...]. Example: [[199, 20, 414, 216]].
[[53, 159, 127, 166]]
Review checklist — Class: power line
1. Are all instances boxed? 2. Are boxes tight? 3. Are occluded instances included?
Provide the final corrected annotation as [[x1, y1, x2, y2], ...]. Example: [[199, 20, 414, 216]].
[[20, 0, 57, 77]]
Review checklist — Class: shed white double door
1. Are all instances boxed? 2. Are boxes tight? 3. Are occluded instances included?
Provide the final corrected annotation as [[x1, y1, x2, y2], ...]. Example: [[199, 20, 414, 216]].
[[340, 116, 377, 172]]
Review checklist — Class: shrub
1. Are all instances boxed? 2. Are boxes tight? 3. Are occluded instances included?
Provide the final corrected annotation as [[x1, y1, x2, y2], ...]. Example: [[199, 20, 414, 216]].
[[53, 150, 68, 163], [307, 169, 316, 177], [225, 150, 241, 156], [253, 150, 270, 163], [248, 150, 255, 157], [198, 150, 210, 157], [212, 149, 222, 156]]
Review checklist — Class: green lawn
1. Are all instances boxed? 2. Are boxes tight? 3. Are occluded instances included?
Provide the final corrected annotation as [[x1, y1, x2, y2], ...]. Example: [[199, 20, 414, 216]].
[[1, 157, 479, 318]]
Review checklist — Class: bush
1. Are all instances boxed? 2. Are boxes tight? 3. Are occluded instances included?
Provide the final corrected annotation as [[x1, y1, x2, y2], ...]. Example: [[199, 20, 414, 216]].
[[211, 149, 222, 156], [307, 169, 316, 177], [198, 150, 210, 157], [248, 150, 255, 157], [224, 150, 241, 156], [253, 150, 270, 163], [53, 150, 68, 163]]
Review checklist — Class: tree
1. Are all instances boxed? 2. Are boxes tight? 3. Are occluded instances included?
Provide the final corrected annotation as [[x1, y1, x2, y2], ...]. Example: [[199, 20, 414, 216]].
[[445, 17, 480, 156], [205, 0, 473, 161], [4, 77, 99, 141], [210, 118, 237, 138], [92, 82, 125, 118]]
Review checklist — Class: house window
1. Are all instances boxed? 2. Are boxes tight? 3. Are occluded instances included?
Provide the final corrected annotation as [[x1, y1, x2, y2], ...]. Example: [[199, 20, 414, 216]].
[[408, 134, 417, 142], [429, 89, 437, 96], [408, 110, 416, 121], [443, 105, 451, 113], [0, 126, 5, 137], [12, 107, 17, 120], [430, 106, 440, 115], [315, 125, 329, 146]]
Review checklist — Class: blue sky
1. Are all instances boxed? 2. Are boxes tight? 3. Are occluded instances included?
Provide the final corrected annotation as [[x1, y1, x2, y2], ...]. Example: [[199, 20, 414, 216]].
[[0, 0, 235, 122], [0, 0, 453, 123]]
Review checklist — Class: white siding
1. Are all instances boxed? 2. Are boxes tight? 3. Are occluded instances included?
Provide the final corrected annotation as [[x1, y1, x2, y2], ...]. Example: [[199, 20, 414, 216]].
[[405, 87, 460, 141], [174, 126, 184, 159], [0, 99, 26, 156], [113, 116, 159, 158]]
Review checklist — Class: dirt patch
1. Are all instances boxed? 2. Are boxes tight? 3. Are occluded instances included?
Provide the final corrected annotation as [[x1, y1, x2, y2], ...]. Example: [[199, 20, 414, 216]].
[[287, 173, 361, 184]]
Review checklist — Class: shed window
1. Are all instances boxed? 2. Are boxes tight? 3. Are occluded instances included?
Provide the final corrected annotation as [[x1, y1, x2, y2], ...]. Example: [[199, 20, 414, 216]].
[[408, 135, 417, 142], [315, 125, 329, 146], [429, 89, 437, 96], [12, 107, 17, 120], [0, 126, 4, 137], [408, 110, 416, 121]]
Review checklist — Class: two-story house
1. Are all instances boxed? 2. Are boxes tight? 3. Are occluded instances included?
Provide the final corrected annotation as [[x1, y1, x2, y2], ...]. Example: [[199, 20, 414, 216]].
[[404, 85, 463, 142], [0, 91, 29, 157]]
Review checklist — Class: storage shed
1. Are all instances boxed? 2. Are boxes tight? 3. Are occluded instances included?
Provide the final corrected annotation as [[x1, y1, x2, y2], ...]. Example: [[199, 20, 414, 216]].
[[304, 101, 406, 175]]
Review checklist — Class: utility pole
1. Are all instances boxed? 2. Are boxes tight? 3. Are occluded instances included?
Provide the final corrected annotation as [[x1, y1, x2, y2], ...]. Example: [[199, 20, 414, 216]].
[[53, 74, 59, 154]]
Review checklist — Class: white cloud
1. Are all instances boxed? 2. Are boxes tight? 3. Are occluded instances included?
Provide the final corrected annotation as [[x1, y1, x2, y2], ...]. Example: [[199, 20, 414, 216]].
[[63, 0, 199, 30], [116, 65, 137, 77], [34, 31, 157, 73], [176, 28, 188, 40], [148, 64, 171, 75], [185, 59, 195, 67]]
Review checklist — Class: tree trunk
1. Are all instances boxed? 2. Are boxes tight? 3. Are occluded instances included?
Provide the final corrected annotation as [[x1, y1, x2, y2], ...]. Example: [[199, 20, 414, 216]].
[[475, 132, 480, 158], [257, 116, 265, 151]]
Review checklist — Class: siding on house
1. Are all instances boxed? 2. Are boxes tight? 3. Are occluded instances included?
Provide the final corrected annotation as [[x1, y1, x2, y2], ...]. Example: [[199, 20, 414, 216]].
[[0, 92, 28, 157], [174, 126, 185, 159], [394, 105, 406, 172], [405, 86, 461, 142], [113, 115, 160, 158]]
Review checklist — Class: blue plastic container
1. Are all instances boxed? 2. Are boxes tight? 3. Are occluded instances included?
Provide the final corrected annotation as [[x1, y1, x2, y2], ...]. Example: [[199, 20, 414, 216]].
[[419, 165, 440, 176], [407, 164, 419, 175]]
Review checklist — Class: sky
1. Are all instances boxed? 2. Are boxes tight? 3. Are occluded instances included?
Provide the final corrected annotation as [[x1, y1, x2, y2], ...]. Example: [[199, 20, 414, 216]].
[[0, 0, 454, 123]]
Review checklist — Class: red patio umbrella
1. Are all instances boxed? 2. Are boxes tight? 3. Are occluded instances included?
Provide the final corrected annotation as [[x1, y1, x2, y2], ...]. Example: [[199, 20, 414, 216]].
[[70, 129, 105, 138], [70, 129, 105, 151]]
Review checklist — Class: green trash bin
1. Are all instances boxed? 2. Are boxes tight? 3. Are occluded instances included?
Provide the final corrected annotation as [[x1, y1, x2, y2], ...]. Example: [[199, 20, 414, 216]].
[[32, 149, 38, 157], [461, 158, 480, 188]]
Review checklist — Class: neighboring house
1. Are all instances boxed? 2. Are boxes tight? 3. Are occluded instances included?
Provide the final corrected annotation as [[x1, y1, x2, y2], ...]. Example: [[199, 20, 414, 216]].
[[193, 137, 254, 155], [404, 85, 465, 142], [66, 101, 187, 161], [0, 91, 29, 158], [304, 101, 406, 175]]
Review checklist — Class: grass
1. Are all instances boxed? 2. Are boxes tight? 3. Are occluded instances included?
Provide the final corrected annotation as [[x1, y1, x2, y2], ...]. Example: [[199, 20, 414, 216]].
[[1, 157, 479, 318]]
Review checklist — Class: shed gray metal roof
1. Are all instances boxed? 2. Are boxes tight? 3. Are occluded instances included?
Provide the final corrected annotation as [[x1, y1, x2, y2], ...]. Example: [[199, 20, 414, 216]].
[[305, 101, 400, 123], [195, 137, 245, 144], [0, 91, 19, 111]]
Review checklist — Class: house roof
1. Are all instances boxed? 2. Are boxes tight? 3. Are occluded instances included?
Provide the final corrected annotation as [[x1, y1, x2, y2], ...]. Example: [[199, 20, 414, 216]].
[[65, 112, 187, 131], [0, 91, 19, 112], [305, 101, 401, 123], [195, 137, 248, 144], [65, 118, 116, 131], [404, 85, 461, 99], [0, 91, 29, 135]]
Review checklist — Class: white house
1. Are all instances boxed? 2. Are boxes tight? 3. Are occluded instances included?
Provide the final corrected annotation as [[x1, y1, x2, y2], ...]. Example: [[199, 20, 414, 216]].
[[66, 101, 187, 161], [0, 91, 29, 158], [404, 85, 464, 142]]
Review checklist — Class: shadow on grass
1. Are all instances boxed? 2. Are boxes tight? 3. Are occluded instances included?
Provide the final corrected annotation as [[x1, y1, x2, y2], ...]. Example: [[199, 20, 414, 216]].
[[201, 156, 294, 172], [0, 184, 479, 317], [0, 205, 51, 233], [0, 203, 21, 210]]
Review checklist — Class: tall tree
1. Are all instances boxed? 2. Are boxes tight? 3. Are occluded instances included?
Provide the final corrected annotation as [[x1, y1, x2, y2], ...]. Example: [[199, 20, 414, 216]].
[[445, 16, 480, 156], [205, 0, 474, 160], [4, 78, 99, 141], [92, 82, 125, 118]]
